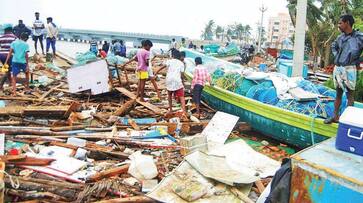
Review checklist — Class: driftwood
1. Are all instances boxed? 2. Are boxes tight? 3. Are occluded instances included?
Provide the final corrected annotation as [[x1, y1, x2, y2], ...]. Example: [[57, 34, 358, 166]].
[[0, 155, 55, 166], [87, 164, 129, 182], [115, 87, 166, 115], [5, 176, 80, 201], [113, 99, 136, 116], [6, 189, 69, 202]]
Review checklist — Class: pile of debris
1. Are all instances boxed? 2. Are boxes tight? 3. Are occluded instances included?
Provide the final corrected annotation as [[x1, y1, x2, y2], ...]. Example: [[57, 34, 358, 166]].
[[0, 53, 292, 202]]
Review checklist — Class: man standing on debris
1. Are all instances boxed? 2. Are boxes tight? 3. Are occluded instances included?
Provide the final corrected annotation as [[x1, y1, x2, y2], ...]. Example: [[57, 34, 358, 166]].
[[169, 38, 178, 56], [192, 57, 211, 119], [122, 40, 153, 102], [32, 12, 45, 55], [46, 17, 58, 56], [102, 41, 110, 54], [180, 38, 186, 48], [0, 24, 17, 90], [113, 40, 122, 56], [4, 33, 30, 96], [89, 40, 98, 55], [120, 40, 127, 57], [325, 14, 363, 124], [156, 50, 187, 119], [13, 20, 31, 39]]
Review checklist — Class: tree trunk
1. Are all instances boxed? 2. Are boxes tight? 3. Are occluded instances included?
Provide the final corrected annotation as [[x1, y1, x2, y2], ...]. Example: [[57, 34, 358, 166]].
[[323, 41, 332, 68]]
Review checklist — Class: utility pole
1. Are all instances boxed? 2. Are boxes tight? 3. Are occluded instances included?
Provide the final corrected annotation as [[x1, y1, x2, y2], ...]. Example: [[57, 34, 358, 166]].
[[257, 4, 267, 53], [292, 0, 307, 77]]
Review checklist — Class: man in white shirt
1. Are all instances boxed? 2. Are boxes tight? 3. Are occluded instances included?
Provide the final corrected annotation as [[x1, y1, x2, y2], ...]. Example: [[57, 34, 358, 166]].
[[155, 50, 187, 118], [32, 12, 45, 55], [46, 17, 58, 56]]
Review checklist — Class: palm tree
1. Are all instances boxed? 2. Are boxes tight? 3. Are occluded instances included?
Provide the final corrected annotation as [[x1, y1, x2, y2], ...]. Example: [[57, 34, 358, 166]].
[[215, 25, 224, 40], [234, 23, 245, 42], [244, 25, 252, 43], [201, 20, 215, 40], [226, 26, 234, 42]]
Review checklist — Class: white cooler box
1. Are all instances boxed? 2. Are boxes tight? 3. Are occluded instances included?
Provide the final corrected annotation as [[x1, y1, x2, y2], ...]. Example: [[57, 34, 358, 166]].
[[336, 106, 363, 156]]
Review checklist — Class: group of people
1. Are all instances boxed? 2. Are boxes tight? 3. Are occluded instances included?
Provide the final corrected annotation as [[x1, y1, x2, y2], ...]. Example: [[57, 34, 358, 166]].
[[0, 12, 58, 96], [90, 39, 127, 59], [123, 39, 211, 119], [169, 38, 204, 55]]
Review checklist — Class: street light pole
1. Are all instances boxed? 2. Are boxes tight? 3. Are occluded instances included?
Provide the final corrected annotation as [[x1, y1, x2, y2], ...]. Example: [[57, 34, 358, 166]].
[[257, 4, 267, 53]]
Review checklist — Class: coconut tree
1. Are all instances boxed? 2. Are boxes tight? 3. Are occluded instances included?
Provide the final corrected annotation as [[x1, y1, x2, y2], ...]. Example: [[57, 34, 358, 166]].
[[215, 25, 224, 40], [234, 23, 245, 42], [201, 20, 215, 40]]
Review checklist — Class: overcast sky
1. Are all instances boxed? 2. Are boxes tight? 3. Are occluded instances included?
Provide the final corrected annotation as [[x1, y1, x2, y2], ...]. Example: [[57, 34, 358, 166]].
[[0, 0, 289, 39]]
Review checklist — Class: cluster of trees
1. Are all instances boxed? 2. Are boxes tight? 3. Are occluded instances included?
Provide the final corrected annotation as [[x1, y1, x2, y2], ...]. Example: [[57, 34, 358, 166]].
[[287, 0, 363, 67], [201, 20, 253, 43]]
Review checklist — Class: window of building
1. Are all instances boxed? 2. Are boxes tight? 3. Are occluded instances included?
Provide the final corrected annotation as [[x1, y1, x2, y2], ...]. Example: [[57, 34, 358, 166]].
[[274, 22, 280, 25], [272, 36, 278, 39], [273, 29, 279, 32]]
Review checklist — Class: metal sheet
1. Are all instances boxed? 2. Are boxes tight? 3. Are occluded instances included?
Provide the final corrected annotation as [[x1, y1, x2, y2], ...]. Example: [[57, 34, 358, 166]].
[[291, 138, 363, 203]]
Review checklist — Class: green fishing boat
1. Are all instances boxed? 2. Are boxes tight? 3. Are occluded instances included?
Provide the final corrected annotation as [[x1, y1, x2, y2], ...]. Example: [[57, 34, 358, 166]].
[[182, 49, 363, 148]]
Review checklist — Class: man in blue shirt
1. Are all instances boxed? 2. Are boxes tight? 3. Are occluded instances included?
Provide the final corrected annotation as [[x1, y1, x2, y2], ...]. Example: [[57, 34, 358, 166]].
[[120, 40, 126, 57], [325, 15, 363, 124], [113, 40, 122, 56], [4, 33, 30, 96], [89, 40, 98, 55]]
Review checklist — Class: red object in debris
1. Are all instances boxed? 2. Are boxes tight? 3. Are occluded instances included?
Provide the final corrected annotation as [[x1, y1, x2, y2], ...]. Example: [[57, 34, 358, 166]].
[[267, 48, 278, 58], [324, 64, 335, 74], [8, 148, 19, 155]]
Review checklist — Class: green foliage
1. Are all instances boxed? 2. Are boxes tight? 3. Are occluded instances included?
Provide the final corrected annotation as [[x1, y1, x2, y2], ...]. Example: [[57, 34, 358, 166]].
[[324, 71, 363, 102]]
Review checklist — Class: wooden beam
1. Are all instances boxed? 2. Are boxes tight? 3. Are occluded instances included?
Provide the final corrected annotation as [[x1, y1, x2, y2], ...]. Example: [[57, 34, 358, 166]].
[[93, 196, 154, 203], [113, 99, 136, 116], [40, 83, 64, 100], [87, 164, 129, 182], [115, 87, 165, 115], [0, 96, 42, 102]]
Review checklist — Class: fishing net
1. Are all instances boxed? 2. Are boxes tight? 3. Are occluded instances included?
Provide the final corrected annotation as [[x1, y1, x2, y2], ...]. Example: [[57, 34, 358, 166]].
[[297, 80, 319, 94], [75, 51, 97, 65], [211, 69, 225, 81], [235, 79, 257, 96], [218, 43, 240, 56], [106, 55, 129, 65], [214, 73, 243, 92], [245, 81, 279, 105]]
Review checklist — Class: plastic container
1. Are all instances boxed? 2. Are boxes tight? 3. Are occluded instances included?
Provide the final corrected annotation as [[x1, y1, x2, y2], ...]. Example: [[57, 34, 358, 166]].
[[336, 106, 363, 156], [278, 61, 308, 78], [259, 63, 267, 72]]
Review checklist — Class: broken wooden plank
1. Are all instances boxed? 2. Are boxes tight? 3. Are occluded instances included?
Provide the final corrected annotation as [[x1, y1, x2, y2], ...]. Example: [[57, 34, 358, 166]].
[[255, 180, 266, 194], [93, 196, 154, 203], [0, 156, 55, 166], [24, 106, 70, 118], [0, 106, 24, 116], [115, 87, 165, 115], [0, 121, 23, 126], [87, 164, 129, 182], [50, 125, 85, 132], [0, 96, 42, 102], [112, 99, 136, 116], [40, 83, 64, 100], [5, 177, 79, 201]]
